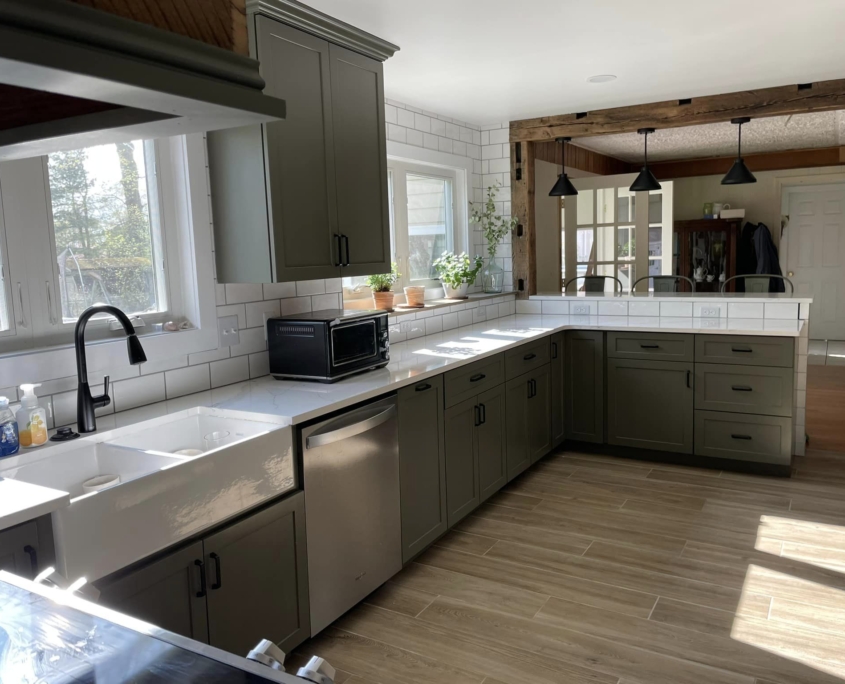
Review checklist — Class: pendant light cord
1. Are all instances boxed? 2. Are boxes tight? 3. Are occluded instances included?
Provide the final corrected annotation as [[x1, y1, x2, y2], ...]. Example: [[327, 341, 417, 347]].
[[737, 122, 742, 160]]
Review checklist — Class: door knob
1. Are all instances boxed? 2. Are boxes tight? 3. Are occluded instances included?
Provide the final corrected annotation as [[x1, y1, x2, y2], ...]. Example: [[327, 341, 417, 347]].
[[787, 271, 794, 277]]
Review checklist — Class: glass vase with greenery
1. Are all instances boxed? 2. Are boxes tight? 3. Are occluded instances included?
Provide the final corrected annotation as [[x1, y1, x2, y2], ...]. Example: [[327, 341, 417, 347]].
[[365, 263, 400, 310], [470, 181, 517, 293], [433, 252, 483, 299]]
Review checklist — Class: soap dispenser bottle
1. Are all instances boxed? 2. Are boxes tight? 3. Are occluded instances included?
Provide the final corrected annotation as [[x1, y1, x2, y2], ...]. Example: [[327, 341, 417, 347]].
[[17, 384, 48, 448], [0, 396, 19, 457]]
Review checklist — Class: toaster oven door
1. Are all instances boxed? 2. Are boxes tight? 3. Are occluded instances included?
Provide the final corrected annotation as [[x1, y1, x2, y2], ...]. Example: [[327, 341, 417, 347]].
[[330, 319, 380, 370]]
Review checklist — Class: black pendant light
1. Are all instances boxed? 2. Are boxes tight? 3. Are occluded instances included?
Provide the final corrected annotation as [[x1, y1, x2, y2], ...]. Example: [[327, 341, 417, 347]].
[[722, 117, 757, 185], [549, 137, 578, 196], [629, 128, 661, 192]]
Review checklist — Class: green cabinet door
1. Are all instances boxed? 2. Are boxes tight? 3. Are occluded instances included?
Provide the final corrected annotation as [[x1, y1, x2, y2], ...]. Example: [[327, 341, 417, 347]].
[[528, 364, 553, 464], [444, 396, 480, 527], [606, 358, 694, 454], [505, 374, 530, 481], [550, 332, 565, 446], [477, 384, 507, 502], [565, 330, 605, 443], [204, 493, 310, 656], [0, 520, 40, 579], [96, 541, 209, 644], [398, 378, 448, 563], [328, 44, 391, 278]]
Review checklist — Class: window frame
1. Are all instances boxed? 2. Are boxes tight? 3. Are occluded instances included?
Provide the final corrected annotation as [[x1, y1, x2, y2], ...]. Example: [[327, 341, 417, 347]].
[[0, 134, 218, 387]]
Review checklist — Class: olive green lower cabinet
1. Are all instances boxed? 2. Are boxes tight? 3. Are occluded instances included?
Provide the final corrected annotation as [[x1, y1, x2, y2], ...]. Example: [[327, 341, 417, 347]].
[[606, 358, 694, 454], [398, 377, 447, 563], [550, 332, 565, 446], [506, 364, 552, 480], [444, 385, 507, 528], [565, 331, 604, 443], [97, 492, 310, 656], [0, 519, 44, 579]]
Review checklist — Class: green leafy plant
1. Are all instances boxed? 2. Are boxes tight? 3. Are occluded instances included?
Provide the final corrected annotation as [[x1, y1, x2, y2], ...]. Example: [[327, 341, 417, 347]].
[[433, 252, 483, 288], [470, 182, 518, 259], [364, 263, 401, 292]]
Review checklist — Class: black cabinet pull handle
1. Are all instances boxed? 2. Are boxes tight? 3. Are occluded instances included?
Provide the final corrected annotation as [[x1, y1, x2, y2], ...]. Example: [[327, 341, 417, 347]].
[[731, 434, 752, 440], [731, 385, 753, 392], [341, 235, 350, 267], [640, 344, 660, 349], [731, 347, 753, 353], [334, 234, 342, 267], [686, 370, 691, 389], [528, 378, 537, 398], [551, 342, 558, 359], [194, 559, 206, 597], [474, 405, 481, 427], [523, 352, 537, 361], [23, 545, 37, 577], [415, 383, 432, 392], [480, 403, 486, 424], [210, 553, 222, 590], [470, 373, 486, 382]]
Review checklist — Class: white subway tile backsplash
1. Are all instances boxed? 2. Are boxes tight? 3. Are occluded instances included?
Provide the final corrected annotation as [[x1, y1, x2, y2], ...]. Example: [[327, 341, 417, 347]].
[[263, 282, 296, 300], [216, 304, 246, 330], [384, 104, 397, 124], [430, 118, 446, 137], [210, 356, 250, 388], [296, 280, 325, 296], [406, 128, 423, 147], [230, 326, 266, 357], [140, 355, 188, 376], [189, 346, 230, 366], [397, 108, 415, 128], [225, 283, 263, 304], [281, 297, 312, 316], [425, 317, 443, 335], [598, 301, 628, 316], [424, 133, 439, 150], [441, 312, 458, 330], [387, 124, 406, 143], [660, 302, 693, 317], [312, 293, 341, 311], [249, 351, 270, 379], [765, 302, 799, 320], [438, 138, 452, 153], [629, 301, 660, 317], [727, 302, 765, 319], [246, 300, 280, 328], [692, 302, 725, 318], [488, 128, 509, 145], [458, 310, 473, 327], [165, 365, 211, 399], [113, 373, 166, 412], [413, 113, 431, 133], [325, 278, 343, 294], [516, 300, 542, 314], [541, 301, 569, 315]]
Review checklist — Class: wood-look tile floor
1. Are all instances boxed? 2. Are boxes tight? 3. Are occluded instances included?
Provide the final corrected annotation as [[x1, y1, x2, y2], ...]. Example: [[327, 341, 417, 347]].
[[291, 447, 845, 684]]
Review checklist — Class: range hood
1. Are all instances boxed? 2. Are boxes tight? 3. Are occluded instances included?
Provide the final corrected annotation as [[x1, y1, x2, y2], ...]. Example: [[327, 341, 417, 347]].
[[0, 0, 286, 160]]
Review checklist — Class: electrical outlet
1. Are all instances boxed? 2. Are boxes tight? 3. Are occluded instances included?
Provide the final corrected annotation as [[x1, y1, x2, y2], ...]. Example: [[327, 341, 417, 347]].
[[217, 315, 240, 347], [573, 305, 590, 315], [700, 307, 720, 318]]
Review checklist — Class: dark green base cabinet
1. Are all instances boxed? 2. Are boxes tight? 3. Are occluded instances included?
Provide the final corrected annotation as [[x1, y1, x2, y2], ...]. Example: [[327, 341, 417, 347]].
[[0, 517, 51, 580], [550, 332, 565, 447], [97, 493, 310, 656], [444, 385, 507, 528], [506, 365, 552, 480], [398, 378, 447, 563], [565, 330, 604, 443], [606, 358, 694, 454], [694, 411, 792, 465]]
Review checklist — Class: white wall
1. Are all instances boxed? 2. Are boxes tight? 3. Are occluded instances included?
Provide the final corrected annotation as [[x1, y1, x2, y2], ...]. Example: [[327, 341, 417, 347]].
[[673, 165, 845, 250]]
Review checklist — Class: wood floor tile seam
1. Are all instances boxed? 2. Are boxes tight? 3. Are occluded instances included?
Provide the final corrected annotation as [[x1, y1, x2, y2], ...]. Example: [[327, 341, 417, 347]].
[[580, 540, 595, 557], [645, 596, 660, 620]]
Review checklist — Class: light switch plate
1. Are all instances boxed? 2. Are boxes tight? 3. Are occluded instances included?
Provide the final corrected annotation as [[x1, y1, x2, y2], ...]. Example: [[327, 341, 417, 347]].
[[217, 315, 240, 347]]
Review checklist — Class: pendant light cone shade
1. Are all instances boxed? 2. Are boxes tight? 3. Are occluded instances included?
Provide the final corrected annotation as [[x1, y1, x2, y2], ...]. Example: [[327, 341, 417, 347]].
[[549, 137, 578, 196], [629, 128, 661, 192], [722, 118, 756, 185]]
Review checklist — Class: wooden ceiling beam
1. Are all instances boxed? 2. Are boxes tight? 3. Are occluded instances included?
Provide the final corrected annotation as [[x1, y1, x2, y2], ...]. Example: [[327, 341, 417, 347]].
[[534, 139, 632, 175], [650, 146, 845, 180], [510, 79, 845, 143]]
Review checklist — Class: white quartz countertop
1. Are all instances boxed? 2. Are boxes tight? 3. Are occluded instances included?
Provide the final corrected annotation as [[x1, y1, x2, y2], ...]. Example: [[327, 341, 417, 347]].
[[0, 312, 804, 532], [530, 292, 813, 302]]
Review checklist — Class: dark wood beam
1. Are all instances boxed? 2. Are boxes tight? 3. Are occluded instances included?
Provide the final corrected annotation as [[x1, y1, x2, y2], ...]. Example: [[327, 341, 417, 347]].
[[651, 146, 845, 180], [511, 141, 535, 299], [535, 140, 632, 175], [510, 79, 845, 142]]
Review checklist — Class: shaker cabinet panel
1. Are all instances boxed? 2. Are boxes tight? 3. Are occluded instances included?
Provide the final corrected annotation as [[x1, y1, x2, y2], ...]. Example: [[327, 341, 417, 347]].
[[96, 541, 209, 644], [505, 374, 530, 481], [565, 330, 605, 443], [398, 377, 448, 563], [550, 332, 565, 446], [444, 397, 480, 528], [257, 17, 340, 282], [528, 364, 552, 464], [476, 384, 507, 502], [328, 44, 391, 277], [0, 520, 41, 580], [607, 358, 694, 454]]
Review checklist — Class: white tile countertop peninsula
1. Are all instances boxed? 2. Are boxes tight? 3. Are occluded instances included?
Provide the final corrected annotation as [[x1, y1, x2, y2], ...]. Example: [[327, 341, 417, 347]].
[[0, 312, 805, 532]]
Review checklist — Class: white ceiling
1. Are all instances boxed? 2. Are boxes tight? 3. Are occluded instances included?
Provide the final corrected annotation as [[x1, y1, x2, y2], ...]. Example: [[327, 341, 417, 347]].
[[305, 0, 845, 125], [576, 111, 845, 162]]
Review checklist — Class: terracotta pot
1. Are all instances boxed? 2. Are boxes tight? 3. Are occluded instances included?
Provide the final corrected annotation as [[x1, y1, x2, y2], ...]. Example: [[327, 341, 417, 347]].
[[442, 282, 469, 299], [372, 291, 395, 311], [404, 286, 426, 308]]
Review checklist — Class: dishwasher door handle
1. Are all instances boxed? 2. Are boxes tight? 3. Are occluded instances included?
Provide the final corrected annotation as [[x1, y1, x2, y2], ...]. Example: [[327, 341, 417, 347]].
[[306, 405, 397, 449]]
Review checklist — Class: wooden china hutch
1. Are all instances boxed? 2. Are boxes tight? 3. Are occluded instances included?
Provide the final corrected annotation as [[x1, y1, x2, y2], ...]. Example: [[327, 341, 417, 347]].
[[673, 218, 742, 293]]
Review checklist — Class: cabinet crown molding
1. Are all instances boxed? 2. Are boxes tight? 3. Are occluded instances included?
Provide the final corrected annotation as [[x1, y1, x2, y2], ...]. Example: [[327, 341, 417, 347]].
[[246, 0, 399, 61]]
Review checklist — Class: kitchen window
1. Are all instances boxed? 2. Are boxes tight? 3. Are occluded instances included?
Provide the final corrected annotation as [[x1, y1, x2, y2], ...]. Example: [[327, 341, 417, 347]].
[[0, 134, 218, 385], [345, 158, 463, 298]]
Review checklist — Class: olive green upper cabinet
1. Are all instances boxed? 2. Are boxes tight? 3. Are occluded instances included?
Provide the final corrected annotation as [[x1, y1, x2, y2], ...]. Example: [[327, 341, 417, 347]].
[[208, 3, 398, 283]]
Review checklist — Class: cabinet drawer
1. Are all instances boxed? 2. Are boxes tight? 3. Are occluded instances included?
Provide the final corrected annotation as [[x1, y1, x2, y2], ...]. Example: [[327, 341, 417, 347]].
[[695, 335, 794, 368], [607, 332, 693, 362], [444, 354, 505, 408], [695, 364, 793, 417], [694, 411, 792, 465], [505, 337, 551, 381]]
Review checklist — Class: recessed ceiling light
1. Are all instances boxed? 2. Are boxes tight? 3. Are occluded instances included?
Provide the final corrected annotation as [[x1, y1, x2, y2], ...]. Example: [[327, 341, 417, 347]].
[[587, 74, 617, 84]]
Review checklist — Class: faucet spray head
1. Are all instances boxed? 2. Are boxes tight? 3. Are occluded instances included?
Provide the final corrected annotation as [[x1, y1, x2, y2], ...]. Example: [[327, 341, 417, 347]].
[[127, 334, 147, 365]]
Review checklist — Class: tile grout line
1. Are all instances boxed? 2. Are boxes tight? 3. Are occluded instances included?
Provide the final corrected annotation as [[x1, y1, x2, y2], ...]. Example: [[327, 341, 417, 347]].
[[580, 540, 595, 557], [531, 594, 553, 619]]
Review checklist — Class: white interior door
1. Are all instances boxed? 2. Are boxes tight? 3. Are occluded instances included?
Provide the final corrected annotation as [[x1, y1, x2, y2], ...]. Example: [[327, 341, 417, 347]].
[[786, 185, 845, 340]]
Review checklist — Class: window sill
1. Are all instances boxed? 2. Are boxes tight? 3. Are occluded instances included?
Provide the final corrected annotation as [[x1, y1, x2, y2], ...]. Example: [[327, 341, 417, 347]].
[[341, 291, 514, 315]]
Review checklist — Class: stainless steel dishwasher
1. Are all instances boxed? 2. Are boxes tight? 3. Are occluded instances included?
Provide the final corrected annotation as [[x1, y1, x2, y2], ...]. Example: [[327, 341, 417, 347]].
[[300, 395, 401, 635]]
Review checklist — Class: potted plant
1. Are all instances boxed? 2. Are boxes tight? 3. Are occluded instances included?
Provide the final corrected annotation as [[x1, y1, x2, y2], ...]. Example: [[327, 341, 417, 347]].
[[365, 263, 400, 311], [470, 181, 518, 293], [433, 252, 483, 299]]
